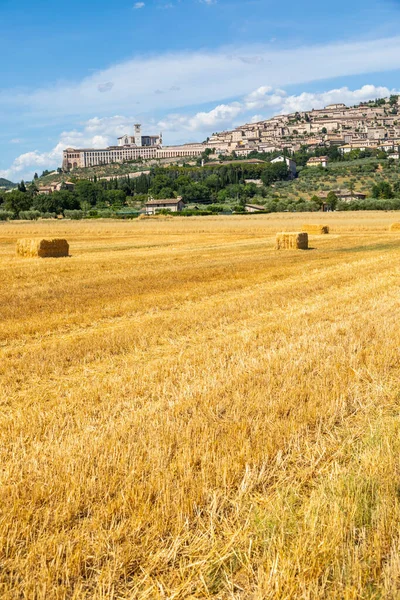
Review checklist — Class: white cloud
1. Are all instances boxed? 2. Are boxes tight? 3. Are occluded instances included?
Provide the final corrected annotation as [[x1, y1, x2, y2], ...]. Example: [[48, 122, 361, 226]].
[[134, 2, 145, 8], [158, 102, 243, 132], [244, 84, 397, 114], [2, 36, 400, 122]]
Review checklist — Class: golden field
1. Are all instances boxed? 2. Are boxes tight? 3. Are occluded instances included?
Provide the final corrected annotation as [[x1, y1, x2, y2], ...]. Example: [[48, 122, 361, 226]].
[[1, 212, 400, 599]]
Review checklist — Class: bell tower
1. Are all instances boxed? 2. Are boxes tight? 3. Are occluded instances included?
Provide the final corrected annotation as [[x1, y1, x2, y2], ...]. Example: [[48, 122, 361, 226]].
[[134, 124, 142, 147]]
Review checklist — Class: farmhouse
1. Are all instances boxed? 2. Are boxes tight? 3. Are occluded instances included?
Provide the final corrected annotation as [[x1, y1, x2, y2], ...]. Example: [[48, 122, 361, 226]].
[[319, 189, 367, 202], [37, 187, 54, 195], [244, 179, 263, 186], [37, 182, 75, 195], [271, 155, 297, 177], [244, 204, 266, 213], [145, 197, 185, 215], [307, 156, 329, 168]]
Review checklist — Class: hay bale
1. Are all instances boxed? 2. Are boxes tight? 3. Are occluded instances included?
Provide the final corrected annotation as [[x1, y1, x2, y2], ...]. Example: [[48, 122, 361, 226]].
[[16, 238, 69, 258], [390, 223, 400, 231], [302, 224, 329, 234], [276, 232, 308, 250]]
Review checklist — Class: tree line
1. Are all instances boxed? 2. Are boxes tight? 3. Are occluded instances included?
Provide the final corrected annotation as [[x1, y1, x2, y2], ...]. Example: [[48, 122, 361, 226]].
[[0, 162, 290, 218]]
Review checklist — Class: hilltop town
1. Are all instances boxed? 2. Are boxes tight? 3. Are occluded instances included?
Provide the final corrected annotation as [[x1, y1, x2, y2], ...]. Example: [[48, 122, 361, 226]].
[[62, 96, 400, 173], [207, 96, 400, 157]]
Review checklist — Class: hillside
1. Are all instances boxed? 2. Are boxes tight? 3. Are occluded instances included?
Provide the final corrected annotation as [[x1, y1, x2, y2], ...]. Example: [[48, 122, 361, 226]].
[[266, 157, 400, 206], [37, 156, 198, 187], [0, 177, 16, 189]]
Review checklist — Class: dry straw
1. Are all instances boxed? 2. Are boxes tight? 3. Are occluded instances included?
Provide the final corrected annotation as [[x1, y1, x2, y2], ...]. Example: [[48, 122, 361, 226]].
[[389, 223, 400, 231], [276, 232, 308, 250], [16, 238, 69, 258], [302, 224, 329, 234]]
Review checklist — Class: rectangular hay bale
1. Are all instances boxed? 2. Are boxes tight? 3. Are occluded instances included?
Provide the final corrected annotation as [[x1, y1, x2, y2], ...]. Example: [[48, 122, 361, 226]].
[[390, 223, 400, 232], [275, 232, 308, 250], [302, 224, 329, 234], [16, 238, 69, 258]]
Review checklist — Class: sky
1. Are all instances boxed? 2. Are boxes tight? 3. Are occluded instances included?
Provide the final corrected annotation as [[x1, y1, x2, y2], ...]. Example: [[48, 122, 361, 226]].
[[2, 0, 400, 181]]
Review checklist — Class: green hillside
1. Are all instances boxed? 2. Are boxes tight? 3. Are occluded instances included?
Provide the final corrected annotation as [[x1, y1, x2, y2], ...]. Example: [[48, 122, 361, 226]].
[[0, 178, 16, 189]]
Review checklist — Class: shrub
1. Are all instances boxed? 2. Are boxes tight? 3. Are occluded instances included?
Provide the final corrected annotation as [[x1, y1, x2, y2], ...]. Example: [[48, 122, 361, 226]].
[[19, 210, 41, 220], [64, 210, 84, 220], [0, 210, 14, 221]]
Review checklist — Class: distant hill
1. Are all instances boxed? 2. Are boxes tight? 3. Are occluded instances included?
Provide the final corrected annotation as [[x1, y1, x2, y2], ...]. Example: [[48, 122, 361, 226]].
[[0, 178, 16, 190]]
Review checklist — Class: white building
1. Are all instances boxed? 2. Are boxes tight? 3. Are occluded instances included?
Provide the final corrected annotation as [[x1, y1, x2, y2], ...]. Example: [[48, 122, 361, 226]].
[[145, 197, 185, 214], [63, 125, 205, 170], [307, 156, 329, 168], [271, 155, 297, 176]]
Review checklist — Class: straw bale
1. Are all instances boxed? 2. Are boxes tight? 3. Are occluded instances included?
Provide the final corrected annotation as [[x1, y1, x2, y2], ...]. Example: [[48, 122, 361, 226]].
[[389, 223, 400, 232], [275, 232, 308, 250], [302, 224, 329, 234], [16, 238, 69, 258]]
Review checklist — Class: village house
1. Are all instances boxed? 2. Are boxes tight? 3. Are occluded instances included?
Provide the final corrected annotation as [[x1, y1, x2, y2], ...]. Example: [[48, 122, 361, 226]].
[[37, 187, 54, 195], [37, 181, 75, 195], [144, 197, 185, 215], [271, 155, 297, 177], [319, 189, 367, 202], [244, 204, 266, 213], [244, 179, 263, 186], [307, 156, 329, 168]]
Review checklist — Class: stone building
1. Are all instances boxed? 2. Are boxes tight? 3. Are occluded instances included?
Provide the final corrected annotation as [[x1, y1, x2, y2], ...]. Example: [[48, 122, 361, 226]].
[[144, 197, 185, 214], [63, 125, 204, 170]]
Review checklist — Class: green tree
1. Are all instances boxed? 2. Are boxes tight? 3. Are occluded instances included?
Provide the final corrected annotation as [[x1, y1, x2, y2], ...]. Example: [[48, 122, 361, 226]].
[[371, 182, 394, 199], [4, 190, 32, 216], [326, 191, 338, 210], [179, 183, 211, 204], [74, 180, 105, 207], [32, 190, 80, 214], [261, 162, 289, 186], [106, 189, 127, 206]]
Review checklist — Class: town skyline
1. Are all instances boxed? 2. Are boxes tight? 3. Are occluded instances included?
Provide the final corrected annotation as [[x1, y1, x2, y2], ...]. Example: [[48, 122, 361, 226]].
[[59, 95, 400, 174], [2, 0, 400, 180]]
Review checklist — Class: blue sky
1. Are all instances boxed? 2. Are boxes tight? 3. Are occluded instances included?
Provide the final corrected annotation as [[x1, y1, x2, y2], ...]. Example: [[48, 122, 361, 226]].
[[1, 0, 400, 180]]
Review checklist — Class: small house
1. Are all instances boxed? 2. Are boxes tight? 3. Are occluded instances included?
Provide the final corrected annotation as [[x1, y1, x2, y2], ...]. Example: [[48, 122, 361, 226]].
[[145, 197, 185, 215], [244, 204, 265, 213], [271, 155, 297, 177], [307, 156, 329, 168]]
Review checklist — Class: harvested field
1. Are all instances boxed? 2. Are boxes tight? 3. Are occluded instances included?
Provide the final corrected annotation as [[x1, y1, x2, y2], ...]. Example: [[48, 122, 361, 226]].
[[390, 222, 400, 231], [2, 212, 400, 599], [302, 224, 330, 234]]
